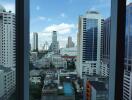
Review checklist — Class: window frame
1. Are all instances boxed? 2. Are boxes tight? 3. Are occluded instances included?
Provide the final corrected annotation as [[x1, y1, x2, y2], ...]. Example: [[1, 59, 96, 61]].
[[15, 0, 126, 100], [109, 0, 126, 100], [16, 0, 29, 100]]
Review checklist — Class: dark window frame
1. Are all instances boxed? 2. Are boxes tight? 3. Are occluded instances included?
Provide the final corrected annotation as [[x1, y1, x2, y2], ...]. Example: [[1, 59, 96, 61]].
[[15, 0, 126, 100], [16, 0, 29, 100], [109, 0, 126, 100]]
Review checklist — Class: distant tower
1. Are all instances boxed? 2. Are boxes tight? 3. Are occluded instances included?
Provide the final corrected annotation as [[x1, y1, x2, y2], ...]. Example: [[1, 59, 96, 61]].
[[52, 31, 57, 43], [33, 32, 38, 51], [66, 36, 75, 48], [43, 41, 49, 51], [49, 31, 59, 53], [0, 5, 16, 68], [77, 11, 103, 78]]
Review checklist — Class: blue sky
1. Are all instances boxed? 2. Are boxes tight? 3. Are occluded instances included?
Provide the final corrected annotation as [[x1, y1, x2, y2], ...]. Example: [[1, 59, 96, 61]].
[[1, 0, 131, 49], [30, 0, 111, 49]]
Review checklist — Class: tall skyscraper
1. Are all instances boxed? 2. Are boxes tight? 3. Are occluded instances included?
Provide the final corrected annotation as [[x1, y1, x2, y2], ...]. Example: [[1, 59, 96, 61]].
[[66, 36, 75, 48], [77, 11, 103, 78], [0, 5, 16, 68], [123, 3, 132, 100], [52, 31, 57, 43], [33, 32, 38, 51], [49, 31, 59, 53]]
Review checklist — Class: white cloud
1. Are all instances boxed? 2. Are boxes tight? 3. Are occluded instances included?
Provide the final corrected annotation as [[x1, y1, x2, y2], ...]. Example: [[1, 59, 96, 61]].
[[36, 5, 40, 11], [60, 13, 67, 18], [30, 23, 77, 49], [43, 23, 76, 34], [31, 16, 51, 25], [47, 18, 52, 21], [89, 7, 97, 11], [38, 16, 46, 21], [2, 3, 15, 13], [127, 0, 132, 5]]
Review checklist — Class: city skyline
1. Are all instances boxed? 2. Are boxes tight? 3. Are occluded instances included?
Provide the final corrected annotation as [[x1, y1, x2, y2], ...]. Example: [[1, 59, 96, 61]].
[[30, 0, 111, 49], [0, 0, 132, 49], [0, 0, 131, 100], [0, 0, 110, 49]]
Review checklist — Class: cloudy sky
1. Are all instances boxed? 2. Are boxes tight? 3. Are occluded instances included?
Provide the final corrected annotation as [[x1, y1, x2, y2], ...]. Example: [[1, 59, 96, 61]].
[[0, 0, 131, 49]]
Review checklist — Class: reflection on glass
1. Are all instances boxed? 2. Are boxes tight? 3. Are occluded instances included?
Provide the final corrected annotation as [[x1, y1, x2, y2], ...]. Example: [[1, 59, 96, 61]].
[[123, 1, 132, 100]]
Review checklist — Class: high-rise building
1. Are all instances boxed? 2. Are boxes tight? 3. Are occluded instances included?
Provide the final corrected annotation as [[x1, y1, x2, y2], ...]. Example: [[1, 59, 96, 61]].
[[101, 18, 111, 77], [77, 11, 103, 78], [49, 31, 59, 53], [33, 32, 38, 51], [66, 36, 75, 48], [123, 3, 132, 100], [0, 5, 16, 68]]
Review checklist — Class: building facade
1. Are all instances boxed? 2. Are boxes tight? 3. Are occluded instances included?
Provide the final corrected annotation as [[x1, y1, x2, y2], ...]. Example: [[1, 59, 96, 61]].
[[49, 54, 67, 69], [33, 32, 38, 51], [66, 36, 75, 48], [0, 5, 16, 68], [123, 3, 132, 100], [77, 11, 103, 78], [0, 66, 16, 100], [101, 18, 111, 77]]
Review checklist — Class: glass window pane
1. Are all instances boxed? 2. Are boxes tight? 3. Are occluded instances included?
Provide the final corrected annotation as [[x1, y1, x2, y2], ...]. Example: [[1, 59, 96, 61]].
[[30, 0, 111, 100]]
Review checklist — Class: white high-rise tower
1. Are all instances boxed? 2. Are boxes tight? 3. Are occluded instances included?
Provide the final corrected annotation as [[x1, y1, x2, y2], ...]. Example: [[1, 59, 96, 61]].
[[0, 5, 16, 68], [33, 32, 38, 51]]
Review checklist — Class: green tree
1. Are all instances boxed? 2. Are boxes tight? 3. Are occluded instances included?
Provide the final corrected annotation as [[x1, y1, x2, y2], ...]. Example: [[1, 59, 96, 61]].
[[50, 62, 55, 69], [29, 82, 42, 100], [67, 61, 76, 70]]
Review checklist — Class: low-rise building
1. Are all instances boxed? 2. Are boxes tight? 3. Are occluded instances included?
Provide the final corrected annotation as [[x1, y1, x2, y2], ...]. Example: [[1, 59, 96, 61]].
[[30, 51, 38, 62], [50, 54, 67, 69], [42, 83, 58, 95], [60, 47, 77, 56], [30, 76, 41, 84]]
